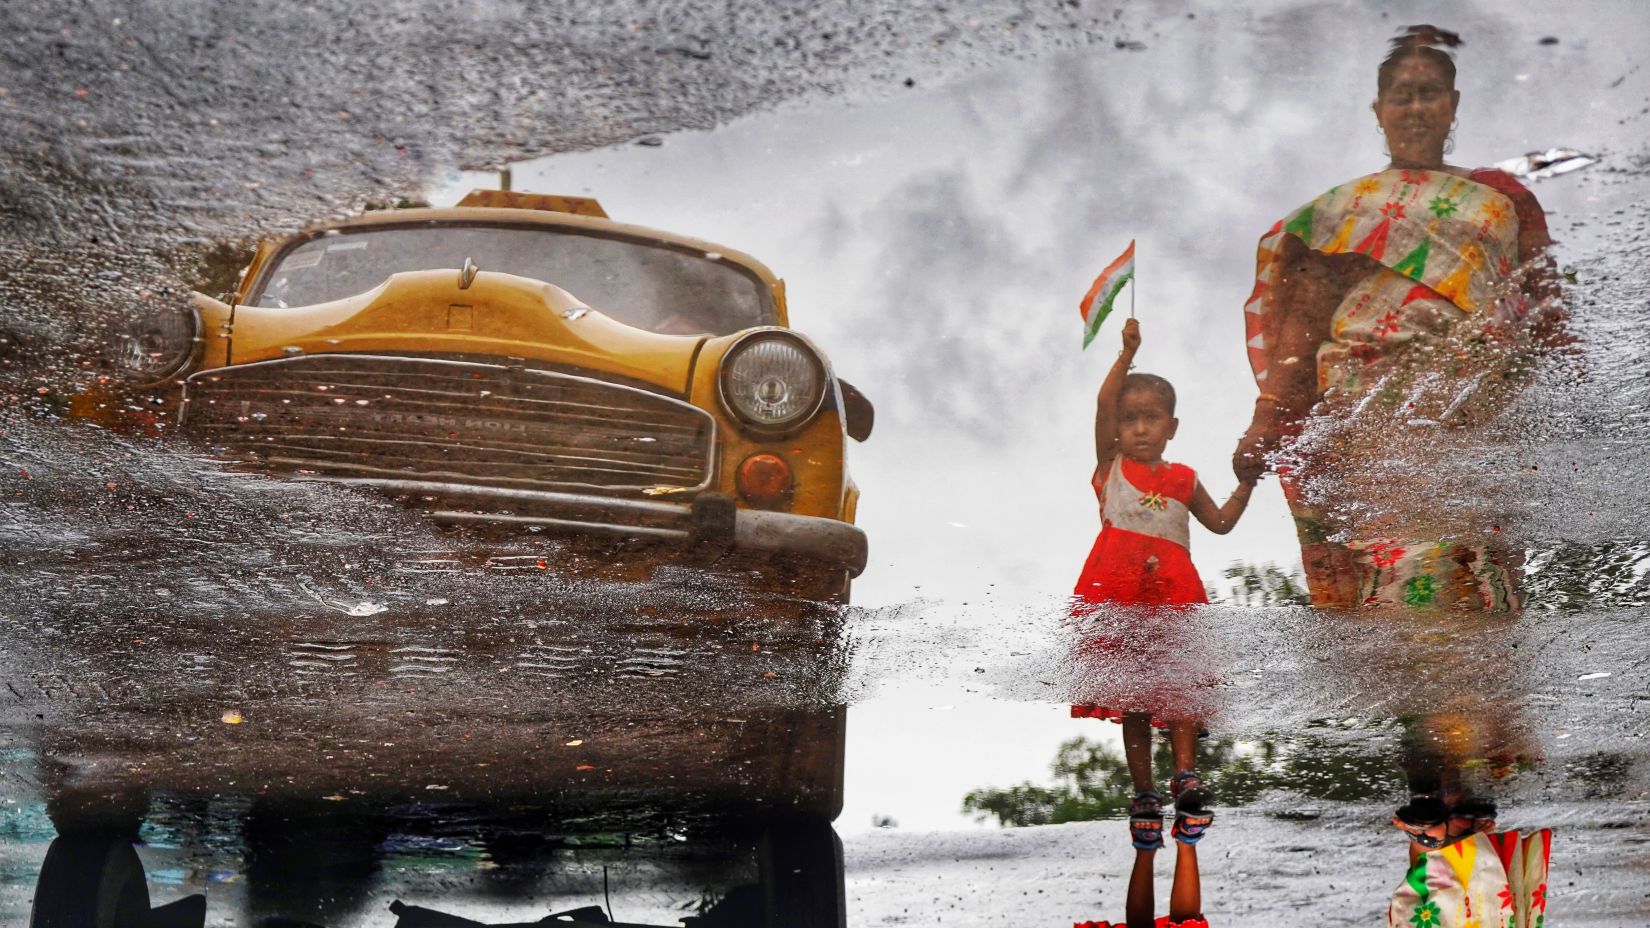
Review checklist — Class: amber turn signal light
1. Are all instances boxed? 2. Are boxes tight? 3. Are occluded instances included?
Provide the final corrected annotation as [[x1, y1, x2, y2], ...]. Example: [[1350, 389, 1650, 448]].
[[736, 453, 794, 509]]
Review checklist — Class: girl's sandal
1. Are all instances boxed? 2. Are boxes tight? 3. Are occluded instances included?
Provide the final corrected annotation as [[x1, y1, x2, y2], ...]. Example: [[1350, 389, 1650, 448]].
[[1131, 788, 1163, 816], [1130, 812, 1165, 851], [1129, 789, 1165, 851], [1167, 771, 1214, 845], [1171, 808, 1214, 845], [1169, 769, 1212, 812]]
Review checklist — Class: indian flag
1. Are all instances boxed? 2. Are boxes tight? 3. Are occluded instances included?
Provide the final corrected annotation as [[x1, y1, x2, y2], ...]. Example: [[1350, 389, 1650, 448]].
[[1078, 240, 1134, 349]]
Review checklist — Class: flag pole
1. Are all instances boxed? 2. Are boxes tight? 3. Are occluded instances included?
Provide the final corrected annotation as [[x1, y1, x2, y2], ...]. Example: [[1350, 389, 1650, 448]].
[[1129, 255, 1135, 320]]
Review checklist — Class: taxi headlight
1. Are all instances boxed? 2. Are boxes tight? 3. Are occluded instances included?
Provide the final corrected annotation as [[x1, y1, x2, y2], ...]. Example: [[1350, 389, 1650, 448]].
[[116, 303, 199, 383], [719, 333, 826, 431]]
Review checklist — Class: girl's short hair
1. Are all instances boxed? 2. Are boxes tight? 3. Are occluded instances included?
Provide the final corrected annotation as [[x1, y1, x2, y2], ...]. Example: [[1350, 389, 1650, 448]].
[[1121, 373, 1176, 415]]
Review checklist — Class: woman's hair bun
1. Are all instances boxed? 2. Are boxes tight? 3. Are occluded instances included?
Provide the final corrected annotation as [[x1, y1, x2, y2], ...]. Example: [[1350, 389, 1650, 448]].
[[1392, 24, 1463, 51], [1378, 24, 1462, 93]]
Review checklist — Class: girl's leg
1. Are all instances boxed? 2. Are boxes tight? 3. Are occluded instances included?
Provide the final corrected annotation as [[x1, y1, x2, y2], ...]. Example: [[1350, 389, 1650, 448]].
[[1168, 841, 1202, 921], [1122, 714, 1161, 927], [1167, 720, 1214, 846], [1168, 720, 1199, 775], [1122, 713, 1156, 792], [1125, 847, 1157, 928]]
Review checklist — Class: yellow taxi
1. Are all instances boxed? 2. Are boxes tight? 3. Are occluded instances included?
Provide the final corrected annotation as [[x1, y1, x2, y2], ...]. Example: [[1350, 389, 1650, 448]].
[[101, 190, 872, 592]]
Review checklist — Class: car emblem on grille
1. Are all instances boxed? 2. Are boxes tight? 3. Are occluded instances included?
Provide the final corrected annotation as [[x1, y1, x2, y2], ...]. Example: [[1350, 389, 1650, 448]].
[[458, 256, 479, 289]]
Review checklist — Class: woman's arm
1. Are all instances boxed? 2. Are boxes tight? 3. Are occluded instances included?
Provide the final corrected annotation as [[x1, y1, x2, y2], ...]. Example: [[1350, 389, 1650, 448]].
[[1470, 168, 1567, 345], [1233, 282, 1329, 479], [1095, 318, 1141, 469], [1233, 238, 1362, 481], [1189, 478, 1255, 535], [1469, 169, 1554, 283], [1499, 176, 1563, 323]]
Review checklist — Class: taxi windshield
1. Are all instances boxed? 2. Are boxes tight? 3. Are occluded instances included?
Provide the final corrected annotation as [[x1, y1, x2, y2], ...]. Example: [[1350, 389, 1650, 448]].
[[248, 223, 775, 335]]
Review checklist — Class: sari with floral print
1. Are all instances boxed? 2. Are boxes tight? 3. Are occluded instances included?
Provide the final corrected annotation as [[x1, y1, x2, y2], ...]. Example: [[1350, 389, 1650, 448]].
[[1387, 830, 1552, 928], [1244, 168, 1553, 611]]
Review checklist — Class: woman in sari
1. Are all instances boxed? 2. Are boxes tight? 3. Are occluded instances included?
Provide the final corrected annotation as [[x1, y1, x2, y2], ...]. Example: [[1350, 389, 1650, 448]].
[[1386, 712, 1550, 928], [1233, 26, 1563, 612], [1386, 824, 1551, 928]]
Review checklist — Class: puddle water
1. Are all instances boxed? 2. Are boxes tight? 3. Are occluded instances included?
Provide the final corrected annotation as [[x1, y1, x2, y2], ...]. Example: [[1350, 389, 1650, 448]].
[[3, 1, 1649, 926]]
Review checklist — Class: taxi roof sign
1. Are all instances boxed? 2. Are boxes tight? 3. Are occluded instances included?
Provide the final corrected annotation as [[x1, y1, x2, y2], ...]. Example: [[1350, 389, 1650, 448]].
[[455, 189, 609, 218]]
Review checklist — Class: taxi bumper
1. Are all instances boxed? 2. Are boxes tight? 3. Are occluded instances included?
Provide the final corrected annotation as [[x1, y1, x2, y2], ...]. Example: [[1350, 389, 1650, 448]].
[[309, 477, 868, 577]]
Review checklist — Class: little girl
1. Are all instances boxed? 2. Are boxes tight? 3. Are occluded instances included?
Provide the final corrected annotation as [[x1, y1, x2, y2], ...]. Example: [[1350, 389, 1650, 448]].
[[1075, 318, 1255, 605], [1070, 319, 1255, 928]]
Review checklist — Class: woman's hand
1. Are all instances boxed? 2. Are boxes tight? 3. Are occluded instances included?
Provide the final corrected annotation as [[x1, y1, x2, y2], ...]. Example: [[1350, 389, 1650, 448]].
[[1233, 414, 1275, 484]]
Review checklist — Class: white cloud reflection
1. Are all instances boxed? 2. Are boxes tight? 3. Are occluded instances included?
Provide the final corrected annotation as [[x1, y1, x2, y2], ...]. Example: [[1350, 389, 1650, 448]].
[[501, 2, 1642, 609], [476, 4, 1650, 838]]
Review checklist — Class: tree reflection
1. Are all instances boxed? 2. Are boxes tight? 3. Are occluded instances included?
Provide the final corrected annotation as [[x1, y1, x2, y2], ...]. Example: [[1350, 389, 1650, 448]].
[[1218, 560, 1310, 607], [962, 728, 1405, 828]]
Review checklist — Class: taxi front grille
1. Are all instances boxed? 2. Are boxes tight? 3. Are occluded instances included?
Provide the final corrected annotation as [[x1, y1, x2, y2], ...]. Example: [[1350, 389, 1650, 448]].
[[181, 356, 714, 494]]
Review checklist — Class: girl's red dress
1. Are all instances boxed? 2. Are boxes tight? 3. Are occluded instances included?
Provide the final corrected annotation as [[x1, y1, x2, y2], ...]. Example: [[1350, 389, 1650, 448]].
[[1073, 455, 1208, 606], [1069, 455, 1208, 724]]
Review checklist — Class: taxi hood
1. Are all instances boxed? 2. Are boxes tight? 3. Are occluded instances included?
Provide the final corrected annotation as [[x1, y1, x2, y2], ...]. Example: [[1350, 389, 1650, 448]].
[[226, 270, 705, 394]]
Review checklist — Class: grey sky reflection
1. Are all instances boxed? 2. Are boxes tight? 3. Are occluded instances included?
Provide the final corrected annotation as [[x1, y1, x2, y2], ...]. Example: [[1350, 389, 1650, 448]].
[[493, 0, 1646, 609]]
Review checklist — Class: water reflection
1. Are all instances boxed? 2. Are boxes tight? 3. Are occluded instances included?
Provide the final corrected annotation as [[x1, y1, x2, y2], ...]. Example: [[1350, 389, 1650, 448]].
[[1387, 714, 1552, 928], [1235, 25, 1563, 613], [32, 796, 845, 927], [961, 696, 1572, 924], [25, 590, 849, 926]]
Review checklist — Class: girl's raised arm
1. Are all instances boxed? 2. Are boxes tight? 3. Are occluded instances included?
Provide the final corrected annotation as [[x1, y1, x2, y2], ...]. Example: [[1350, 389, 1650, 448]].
[[1094, 318, 1141, 470]]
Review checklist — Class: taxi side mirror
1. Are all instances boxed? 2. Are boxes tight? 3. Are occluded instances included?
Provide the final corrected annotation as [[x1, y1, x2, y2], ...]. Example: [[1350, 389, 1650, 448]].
[[838, 379, 874, 443]]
